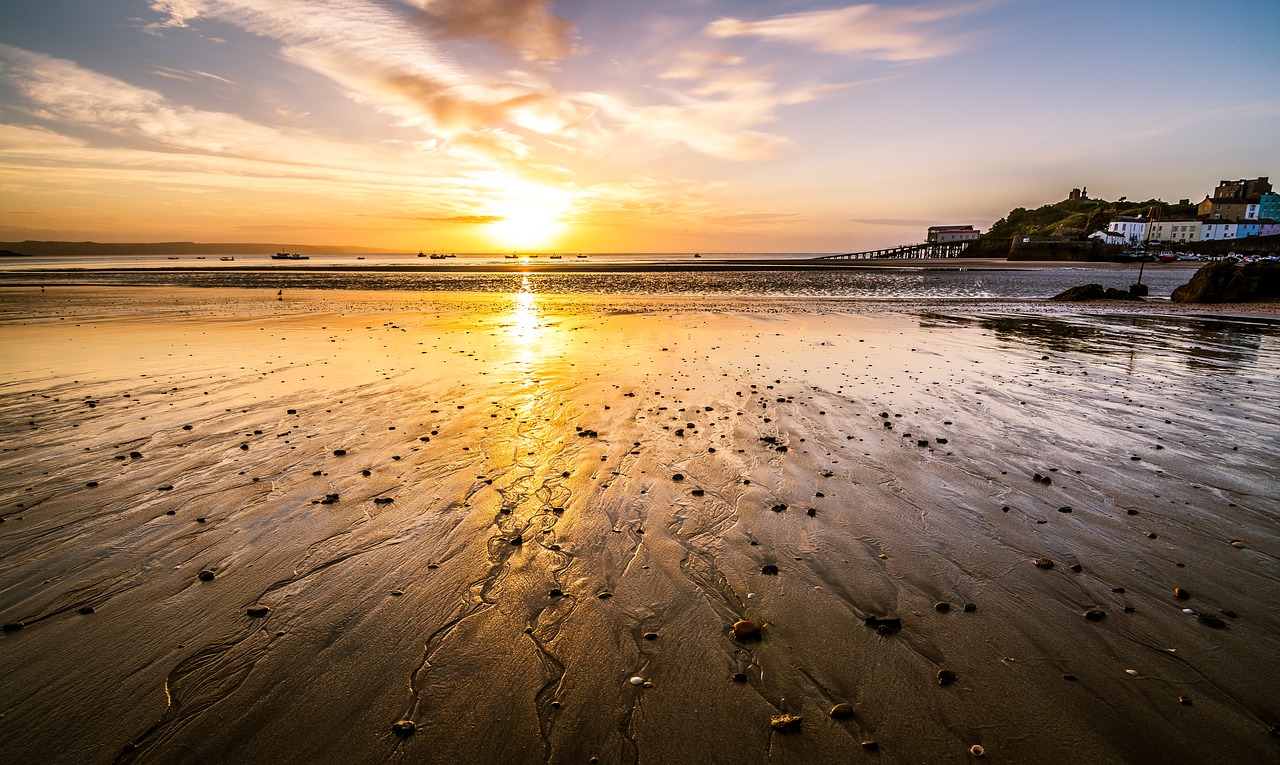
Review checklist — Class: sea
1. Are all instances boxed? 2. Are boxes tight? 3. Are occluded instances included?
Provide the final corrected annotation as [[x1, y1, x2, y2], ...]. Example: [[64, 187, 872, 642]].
[[0, 252, 1197, 300]]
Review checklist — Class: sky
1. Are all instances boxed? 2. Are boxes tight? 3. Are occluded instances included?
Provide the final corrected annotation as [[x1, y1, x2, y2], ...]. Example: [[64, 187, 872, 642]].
[[2, 1, 1278, 253]]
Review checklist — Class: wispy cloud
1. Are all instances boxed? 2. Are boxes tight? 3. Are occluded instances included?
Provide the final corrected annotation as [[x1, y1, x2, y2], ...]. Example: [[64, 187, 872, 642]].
[[707, 2, 983, 62], [400, 0, 576, 62]]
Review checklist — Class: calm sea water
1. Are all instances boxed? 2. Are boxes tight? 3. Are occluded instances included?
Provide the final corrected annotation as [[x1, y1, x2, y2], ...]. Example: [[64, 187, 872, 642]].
[[0, 253, 1195, 299]]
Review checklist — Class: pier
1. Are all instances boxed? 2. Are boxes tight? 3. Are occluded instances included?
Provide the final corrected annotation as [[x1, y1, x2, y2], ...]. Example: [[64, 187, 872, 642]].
[[819, 240, 978, 260]]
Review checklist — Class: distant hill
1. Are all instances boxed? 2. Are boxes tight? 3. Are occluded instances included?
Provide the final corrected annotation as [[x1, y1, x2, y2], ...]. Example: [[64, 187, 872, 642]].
[[0, 241, 399, 256], [986, 198, 1198, 239]]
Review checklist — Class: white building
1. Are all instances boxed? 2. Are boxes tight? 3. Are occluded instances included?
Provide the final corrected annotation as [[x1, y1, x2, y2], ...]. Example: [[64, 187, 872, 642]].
[[1147, 219, 1201, 243], [1106, 217, 1149, 244], [1089, 230, 1126, 245], [1200, 221, 1238, 241], [1245, 203, 1260, 220]]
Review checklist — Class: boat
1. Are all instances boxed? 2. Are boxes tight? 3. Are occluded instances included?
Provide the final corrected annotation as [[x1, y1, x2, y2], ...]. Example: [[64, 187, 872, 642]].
[[220, 256, 234, 261], [576, 254, 587, 258], [430, 253, 446, 259], [195, 256, 206, 260], [445, 254, 457, 258], [167, 257, 179, 260], [272, 252, 310, 260], [549, 254, 562, 259], [504, 254, 517, 259], [417, 250, 425, 258]]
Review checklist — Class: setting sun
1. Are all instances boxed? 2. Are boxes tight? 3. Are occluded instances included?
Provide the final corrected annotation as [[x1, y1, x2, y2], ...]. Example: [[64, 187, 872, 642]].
[[485, 182, 571, 251]]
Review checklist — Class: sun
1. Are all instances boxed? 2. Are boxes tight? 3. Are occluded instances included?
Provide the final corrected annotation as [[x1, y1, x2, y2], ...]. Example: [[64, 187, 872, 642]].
[[484, 182, 571, 251]]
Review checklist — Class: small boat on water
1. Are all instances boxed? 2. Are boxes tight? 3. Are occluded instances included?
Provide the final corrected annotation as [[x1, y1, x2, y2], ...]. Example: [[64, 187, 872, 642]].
[[445, 254, 457, 258], [167, 257, 179, 260], [272, 251, 310, 260], [549, 254, 562, 259], [576, 254, 587, 258], [220, 256, 235, 261], [417, 250, 425, 258], [504, 254, 517, 259], [430, 253, 446, 259]]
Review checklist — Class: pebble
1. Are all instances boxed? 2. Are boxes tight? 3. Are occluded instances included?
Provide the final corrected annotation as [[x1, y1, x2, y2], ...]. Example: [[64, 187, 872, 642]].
[[672, 473, 684, 481], [333, 449, 347, 456], [643, 632, 659, 640], [628, 676, 645, 686], [1084, 609, 1106, 622], [970, 744, 986, 758], [770, 713, 802, 732], [1197, 614, 1226, 629], [1179, 695, 1193, 706], [245, 605, 270, 617], [829, 703, 855, 719], [1174, 587, 1190, 600], [374, 497, 394, 504], [3, 622, 24, 632], [935, 601, 951, 613], [1033, 557, 1054, 569], [761, 564, 779, 575], [936, 669, 957, 686], [1125, 669, 1139, 676], [391, 720, 416, 736], [549, 588, 564, 598], [732, 672, 748, 683], [1058, 506, 1072, 513], [963, 603, 977, 613], [197, 569, 216, 581], [732, 619, 762, 640], [860, 740, 879, 751]]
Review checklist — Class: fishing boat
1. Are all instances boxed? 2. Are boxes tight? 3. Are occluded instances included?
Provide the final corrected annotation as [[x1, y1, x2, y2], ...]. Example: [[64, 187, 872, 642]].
[[549, 254, 562, 259], [220, 256, 234, 261], [430, 253, 447, 259], [417, 250, 425, 257], [272, 251, 310, 260]]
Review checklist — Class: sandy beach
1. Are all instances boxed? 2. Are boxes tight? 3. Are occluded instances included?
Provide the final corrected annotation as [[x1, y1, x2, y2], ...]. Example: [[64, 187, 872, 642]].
[[2, 285, 1278, 764]]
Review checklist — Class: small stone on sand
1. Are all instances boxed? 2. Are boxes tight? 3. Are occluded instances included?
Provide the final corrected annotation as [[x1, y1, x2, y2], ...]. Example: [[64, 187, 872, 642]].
[[770, 713, 802, 732], [198, 569, 216, 581], [246, 605, 270, 617], [1034, 557, 1054, 569], [937, 669, 957, 686], [391, 720, 416, 736], [732, 619, 762, 640]]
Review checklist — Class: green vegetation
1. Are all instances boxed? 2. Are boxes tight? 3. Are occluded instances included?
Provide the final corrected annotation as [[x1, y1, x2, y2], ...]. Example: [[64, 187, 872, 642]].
[[986, 197, 1197, 239]]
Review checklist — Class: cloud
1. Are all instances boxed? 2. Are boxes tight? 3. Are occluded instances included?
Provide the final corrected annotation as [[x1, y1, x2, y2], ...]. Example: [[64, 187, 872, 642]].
[[401, 0, 576, 62], [707, 2, 982, 62]]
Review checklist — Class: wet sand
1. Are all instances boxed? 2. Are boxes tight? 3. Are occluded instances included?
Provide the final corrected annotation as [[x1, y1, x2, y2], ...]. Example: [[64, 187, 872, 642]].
[[2, 286, 1278, 764]]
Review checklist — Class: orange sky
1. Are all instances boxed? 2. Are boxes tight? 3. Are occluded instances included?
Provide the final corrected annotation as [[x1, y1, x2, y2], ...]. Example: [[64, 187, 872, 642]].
[[2, 1, 1278, 252]]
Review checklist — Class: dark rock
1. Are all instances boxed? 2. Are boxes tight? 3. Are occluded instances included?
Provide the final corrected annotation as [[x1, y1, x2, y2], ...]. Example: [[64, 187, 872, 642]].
[[1051, 284, 1139, 302], [374, 497, 394, 504], [198, 569, 216, 581], [963, 603, 977, 613], [761, 564, 779, 575], [549, 588, 564, 598], [829, 703, 855, 719], [937, 669, 957, 686], [860, 740, 879, 751], [643, 632, 659, 640], [1058, 506, 1073, 513], [1063, 674, 1077, 682], [391, 720, 416, 736], [770, 503, 787, 513], [1171, 261, 1280, 303], [732, 672, 748, 683], [1069, 563, 1083, 573], [3, 622, 24, 632], [1197, 614, 1226, 629], [333, 449, 347, 456], [691, 489, 705, 497], [1174, 587, 1190, 600], [1033, 557, 1054, 569], [672, 473, 684, 481], [86, 481, 99, 488], [864, 615, 901, 634], [245, 605, 270, 617], [935, 601, 951, 613], [1084, 609, 1106, 622]]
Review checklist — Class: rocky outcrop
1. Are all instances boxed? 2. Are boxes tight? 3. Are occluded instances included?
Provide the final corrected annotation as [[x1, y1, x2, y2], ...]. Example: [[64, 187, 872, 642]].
[[1050, 284, 1139, 301], [1171, 261, 1280, 303]]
